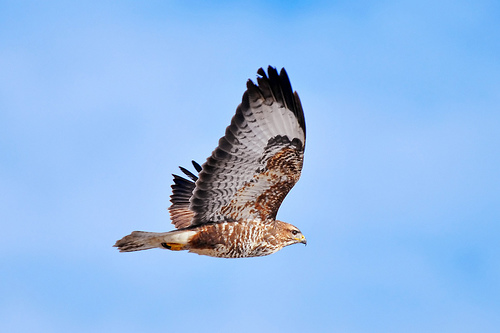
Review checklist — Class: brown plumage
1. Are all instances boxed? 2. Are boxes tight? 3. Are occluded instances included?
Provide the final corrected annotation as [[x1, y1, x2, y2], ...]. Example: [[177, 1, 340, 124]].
[[114, 66, 307, 258]]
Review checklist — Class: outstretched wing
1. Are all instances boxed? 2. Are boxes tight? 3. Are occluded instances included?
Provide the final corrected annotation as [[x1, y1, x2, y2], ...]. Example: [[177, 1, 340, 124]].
[[169, 66, 305, 228]]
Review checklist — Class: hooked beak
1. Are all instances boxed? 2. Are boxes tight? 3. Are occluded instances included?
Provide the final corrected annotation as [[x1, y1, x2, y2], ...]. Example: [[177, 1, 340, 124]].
[[296, 235, 307, 246]]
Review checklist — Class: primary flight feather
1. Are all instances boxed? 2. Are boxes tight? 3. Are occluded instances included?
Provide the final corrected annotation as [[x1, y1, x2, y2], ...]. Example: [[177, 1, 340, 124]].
[[114, 66, 306, 258]]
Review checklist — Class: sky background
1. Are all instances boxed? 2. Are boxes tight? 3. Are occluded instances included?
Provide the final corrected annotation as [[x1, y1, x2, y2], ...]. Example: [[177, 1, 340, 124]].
[[1, 0, 499, 332]]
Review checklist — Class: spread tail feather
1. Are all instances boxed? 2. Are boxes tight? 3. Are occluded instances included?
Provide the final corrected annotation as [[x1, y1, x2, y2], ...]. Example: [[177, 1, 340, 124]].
[[114, 230, 196, 252]]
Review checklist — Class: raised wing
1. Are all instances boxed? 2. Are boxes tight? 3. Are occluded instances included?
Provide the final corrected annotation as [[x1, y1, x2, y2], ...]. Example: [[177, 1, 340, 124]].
[[169, 66, 305, 228]]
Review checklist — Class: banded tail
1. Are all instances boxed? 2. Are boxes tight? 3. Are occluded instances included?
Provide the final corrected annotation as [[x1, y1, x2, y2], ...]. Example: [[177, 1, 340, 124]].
[[114, 230, 196, 252]]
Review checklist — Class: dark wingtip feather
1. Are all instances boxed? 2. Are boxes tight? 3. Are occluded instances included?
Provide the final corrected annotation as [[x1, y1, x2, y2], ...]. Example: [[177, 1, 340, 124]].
[[179, 166, 198, 182], [293, 91, 306, 137], [192, 160, 202, 173], [257, 67, 267, 77]]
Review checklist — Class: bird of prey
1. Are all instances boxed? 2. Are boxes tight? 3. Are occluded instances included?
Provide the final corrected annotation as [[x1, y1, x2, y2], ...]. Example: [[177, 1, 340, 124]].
[[114, 66, 306, 258]]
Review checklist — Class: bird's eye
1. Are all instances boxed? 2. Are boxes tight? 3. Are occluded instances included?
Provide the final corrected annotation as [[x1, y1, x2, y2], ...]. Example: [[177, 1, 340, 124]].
[[291, 230, 299, 235]]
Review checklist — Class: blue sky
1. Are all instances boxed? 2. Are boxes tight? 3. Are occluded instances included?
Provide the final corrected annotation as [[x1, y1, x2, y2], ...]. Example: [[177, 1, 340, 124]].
[[1, 0, 499, 332]]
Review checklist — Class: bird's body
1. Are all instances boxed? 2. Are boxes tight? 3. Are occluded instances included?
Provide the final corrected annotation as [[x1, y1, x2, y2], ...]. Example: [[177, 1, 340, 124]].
[[114, 66, 307, 258], [118, 220, 301, 258]]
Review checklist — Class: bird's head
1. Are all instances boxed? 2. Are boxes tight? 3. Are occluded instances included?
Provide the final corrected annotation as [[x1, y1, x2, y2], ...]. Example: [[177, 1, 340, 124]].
[[276, 220, 307, 246]]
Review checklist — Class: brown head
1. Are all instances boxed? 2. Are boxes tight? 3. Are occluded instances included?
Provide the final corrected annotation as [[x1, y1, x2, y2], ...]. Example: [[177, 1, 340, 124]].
[[274, 220, 307, 247]]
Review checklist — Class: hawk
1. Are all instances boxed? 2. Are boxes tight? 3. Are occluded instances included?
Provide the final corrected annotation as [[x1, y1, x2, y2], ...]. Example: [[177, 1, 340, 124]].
[[114, 66, 306, 258]]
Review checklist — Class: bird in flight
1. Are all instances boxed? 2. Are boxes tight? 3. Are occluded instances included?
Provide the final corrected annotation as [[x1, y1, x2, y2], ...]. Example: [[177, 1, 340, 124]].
[[114, 66, 306, 258]]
